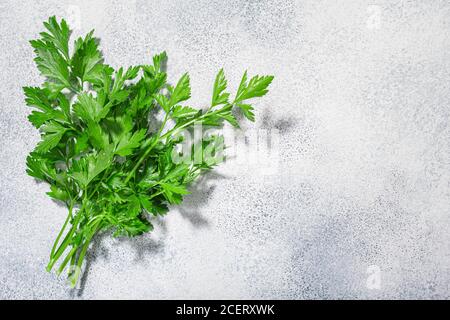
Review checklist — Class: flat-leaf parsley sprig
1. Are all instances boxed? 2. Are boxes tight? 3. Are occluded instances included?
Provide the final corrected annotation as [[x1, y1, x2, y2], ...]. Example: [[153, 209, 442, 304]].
[[25, 16, 273, 287]]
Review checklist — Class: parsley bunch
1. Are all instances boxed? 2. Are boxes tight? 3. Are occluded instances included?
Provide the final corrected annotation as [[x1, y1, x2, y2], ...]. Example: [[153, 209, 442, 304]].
[[25, 17, 273, 287]]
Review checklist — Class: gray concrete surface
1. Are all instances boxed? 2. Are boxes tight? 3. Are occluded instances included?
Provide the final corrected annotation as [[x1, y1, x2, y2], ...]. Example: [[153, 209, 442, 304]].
[[0, 0, 449, 299]]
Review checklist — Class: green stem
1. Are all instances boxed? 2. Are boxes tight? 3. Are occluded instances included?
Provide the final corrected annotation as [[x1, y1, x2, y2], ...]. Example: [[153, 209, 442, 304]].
[[46, 202, 85, 272], [56, 245, 78, 275], [69, 252, 76, 276], [50, 201, 74, 258], [68, 220, 102, 288], [149, 189, 164, 200]]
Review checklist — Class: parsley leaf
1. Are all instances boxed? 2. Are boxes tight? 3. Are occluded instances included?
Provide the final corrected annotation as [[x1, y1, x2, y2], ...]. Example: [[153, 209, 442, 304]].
[[211, 68, 230, 106], [41, 16, 70, 60], [35, 121, 68, 154], [169, 73, 191, 107], [115, 129, 147, 156], [73, 93, 110, 123], [71, 31, 104, 84], [30, 35, 71, 93], [235, 71, 274, 102]]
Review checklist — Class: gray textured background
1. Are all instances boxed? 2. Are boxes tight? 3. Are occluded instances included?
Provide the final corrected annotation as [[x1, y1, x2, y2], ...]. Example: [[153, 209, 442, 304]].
[[0, 0, 449, 299]]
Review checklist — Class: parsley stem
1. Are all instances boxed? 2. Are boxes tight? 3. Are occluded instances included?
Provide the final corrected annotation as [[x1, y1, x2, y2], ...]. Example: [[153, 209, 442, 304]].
[[69, 251, 76, 275], [149, 190, 164, 200], [46, 203, 84, 272], [49, 201, 74, 258], [56, 245, 77, 275], [69, 219, 102, 287]]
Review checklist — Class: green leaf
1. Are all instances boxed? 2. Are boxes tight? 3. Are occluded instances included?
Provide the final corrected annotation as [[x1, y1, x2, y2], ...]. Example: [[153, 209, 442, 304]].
[[164, 164, 189, 182], [57, 93, 71, 119], [203, 104, 238, 127], [30, 39, 70, 90], [171, 105, 199, 120], [235, 71, 248, 102], [203, 135, 225, 167], [222, 113, 239, 127], [35, 122, 68, 153], [41, 16, 70, 60], [235, 73, 274, 102], [161, 182, 189, 195], [47, 184, 70, 202], [151, 201, 169, 216], [115, 129, 147, 157], [24, 87, 69, 127], [86, 121, 109, 150], [28, 111, 54, 128], [138, 195, 154, 213], [146, 72, 167, 95], [142, 52, 167, 77], [137, 167, 159, 189], [115, 217, 152, 237], [23, 87, 53, 112], [109, 67, 136, 100], [26, 153, 56, 181], [155, 94, 170, 113], [126, 195, 142, 218], [236, 103, 255, 122], [211, 68, 230, 106], [129, 85, 153, 115], [74, 132, 89, 154], [73, 93, 110, 123], [69, 149, 112, 187], [152, 51, 167, 72], [105, 114, 133, 141], [169, 73, 191, 106], [125, 66, 140, 80], [35, 131, 65, 154], [71, 30, 104, 84], [106, 172, 127, 191]]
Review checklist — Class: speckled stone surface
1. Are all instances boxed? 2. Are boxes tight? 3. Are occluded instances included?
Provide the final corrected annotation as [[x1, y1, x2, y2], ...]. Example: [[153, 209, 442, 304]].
[[0, 0, 449, 299]]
